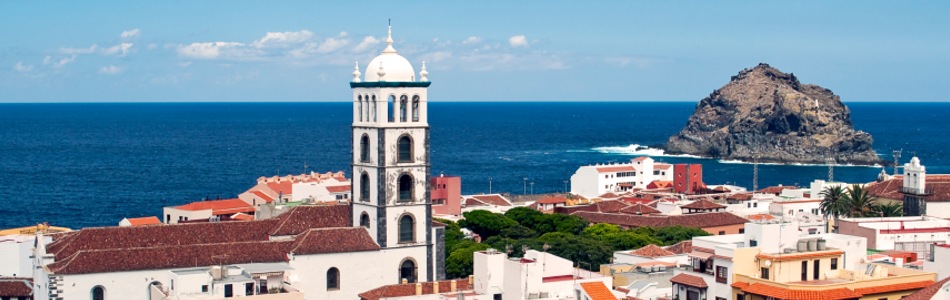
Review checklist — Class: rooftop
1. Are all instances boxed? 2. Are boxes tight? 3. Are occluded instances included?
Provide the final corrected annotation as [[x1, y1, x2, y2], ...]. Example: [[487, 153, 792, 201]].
[[174, 198, 255, 215], [358, 279, 473, 300], [579, 281, 615, 300]]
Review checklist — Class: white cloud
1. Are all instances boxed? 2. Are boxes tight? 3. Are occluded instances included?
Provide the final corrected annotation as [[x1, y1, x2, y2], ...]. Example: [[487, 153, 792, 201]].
[[102, 43, 134, 56], [120, 29, 140, 40], [99, 65, 122, 75], [508, 35, 529, 48], [177, 42, 244, 59], [43, 55, 77, 67], [354, 36, 381, 52], [462, 36, 482, 45], [423, 51, 453, 63], [147, 43, 157, 50], [13, 62, 34, 72], [252, 30, 313, 48], [316, 37, 349, 53], [60, 45, 98, 54]]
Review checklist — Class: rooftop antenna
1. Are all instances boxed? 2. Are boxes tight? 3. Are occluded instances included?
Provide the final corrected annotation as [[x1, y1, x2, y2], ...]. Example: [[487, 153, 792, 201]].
[[892, 149, 902, 176], [303, 162, 309, 174]]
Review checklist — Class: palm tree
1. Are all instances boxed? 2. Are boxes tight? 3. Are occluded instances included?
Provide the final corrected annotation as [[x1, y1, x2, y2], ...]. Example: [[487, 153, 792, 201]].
[[843, 184, 876, 218], [872, 202, 903, 217], [819, 185, 848, 218]]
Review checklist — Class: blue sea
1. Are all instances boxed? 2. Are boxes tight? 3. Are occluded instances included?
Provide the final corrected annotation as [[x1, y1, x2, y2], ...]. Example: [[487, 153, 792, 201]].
[[1, 102, 948, 229]]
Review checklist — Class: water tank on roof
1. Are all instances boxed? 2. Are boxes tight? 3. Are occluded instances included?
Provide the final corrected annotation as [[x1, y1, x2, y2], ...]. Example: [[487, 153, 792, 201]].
[[807, 239, 817, 251], [817, 239, 827, 250], [797, 240, 807, 252]]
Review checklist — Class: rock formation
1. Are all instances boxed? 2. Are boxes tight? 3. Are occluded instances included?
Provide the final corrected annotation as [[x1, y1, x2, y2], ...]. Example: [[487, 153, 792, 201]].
[[665, 63, 880, 165]]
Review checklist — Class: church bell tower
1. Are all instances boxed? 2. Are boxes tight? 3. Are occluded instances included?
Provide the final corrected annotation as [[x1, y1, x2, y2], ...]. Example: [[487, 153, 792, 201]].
[[350, 24, 437, 283]]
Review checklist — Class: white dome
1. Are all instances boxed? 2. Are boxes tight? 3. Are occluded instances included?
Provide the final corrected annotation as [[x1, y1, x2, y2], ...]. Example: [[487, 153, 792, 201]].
[[362, 25, 416, 82]]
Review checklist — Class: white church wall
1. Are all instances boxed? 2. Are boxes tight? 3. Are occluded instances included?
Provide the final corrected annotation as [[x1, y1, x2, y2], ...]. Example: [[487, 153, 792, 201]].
[[55, 269, 170, 300], [291, 247, 429, 300]]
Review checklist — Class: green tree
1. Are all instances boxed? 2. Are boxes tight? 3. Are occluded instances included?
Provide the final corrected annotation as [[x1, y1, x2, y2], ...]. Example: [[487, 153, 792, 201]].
[[500, 224, 538, 239], [819, 185, 849, 219], [537, 232, 612, 271], [459, 210, 519, 239], [844, 184, 876, 217], [871, 202, 903, 217], [581, 223, 622, 239], [445, 241, 490, 279], [436, 218, 465, 254], [653, 226, 710, 245], [505, 207, 544, 229]]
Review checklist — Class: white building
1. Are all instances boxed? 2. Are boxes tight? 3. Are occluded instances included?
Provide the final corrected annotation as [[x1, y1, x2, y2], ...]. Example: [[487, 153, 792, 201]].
[[162, 198, 256, 224], [570, 156, 674, 199], [837, 216, 950, 257], [239, 171, 351, 207], [923, 243, 950, 280]]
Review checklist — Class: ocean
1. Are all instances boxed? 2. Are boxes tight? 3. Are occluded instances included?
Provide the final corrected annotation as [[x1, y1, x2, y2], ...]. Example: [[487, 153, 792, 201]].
[[1, 102, 948, 229]]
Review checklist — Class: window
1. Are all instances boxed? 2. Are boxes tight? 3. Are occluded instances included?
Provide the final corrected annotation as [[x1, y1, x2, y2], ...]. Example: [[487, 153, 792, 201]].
[[245, 283, 254, 296], [91, 286, 105, 300], [715, 266, 728, 283], [399, 214, 415, 243], [717, 297, 727, 300], [358, 96, 363, 122], [813, 259, 820, 280], [398, 136, 412, 162], [761, 267, 769, 280], [360, 135, 370, 162], [224, 284, 233, 298], [371, 95, 377, 121], [398, 174, 413, 202], [399, 95, 408, 122], [360, 173, 370, 202], [718, 231, 726, 235], [801, 261, 808, 281], [831, 258, 838, 270], [360, 213, 370, 228], [750, 240, 757, 247], [411, 96, 420, 122], [737, 294, 746, 300], [400, 259, 417, 283], [201, 285, 208, 293], [388, 95, 396, 122], [753, 202, 757, 208], [739, 229, 745, 234], [327, 267, 340, 290]]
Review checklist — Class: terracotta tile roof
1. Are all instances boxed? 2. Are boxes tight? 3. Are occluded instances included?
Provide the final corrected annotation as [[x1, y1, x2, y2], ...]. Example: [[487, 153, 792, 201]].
[[269, 205, 351, 236], [537, 196, 568, 204], [864, 176, 950, 201], [691, 246, 715, 254], [594, 200, 632, 213], [629, 244, 675, 258], [757, 185, 799, 195], [680, 199, 726, 210], [599, 192, 621, 199], [175, 199, 255, 215], [620, 197, 655, 205], [573, 211, 748, 229], [469, 194, 512, 206], [289, 228, 379, 255], [267, 181, 293, 195], [852, 280, 934, 295], [747, 214, 776, 221], [655, 164, 672, 170], [580, 281, 615, 300], [647, 181, 674, 189], [632, 156, 649, 162], [902, 276, 950, 300], [731, 282, 861, 300], [48, 240, 293, 275], [597, 165, 636, 173], [125, 216, 161, 226], [756, 250, 843, 262], [0, 277, 32, 297], [619, 203, 661, 215], [712, 186, 732, 192], [230, 213, 254, 221], [727, 193, 754, 201], [670, 273, 707, 288], [326, 185, 351, 193], [664, 241, 693, 254], [250, 190, 275, 203], [358, 279, 473, 300]]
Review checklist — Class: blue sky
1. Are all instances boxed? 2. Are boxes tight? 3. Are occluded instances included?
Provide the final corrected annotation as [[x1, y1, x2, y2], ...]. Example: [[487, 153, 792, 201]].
[[1, 1, 948, 102]]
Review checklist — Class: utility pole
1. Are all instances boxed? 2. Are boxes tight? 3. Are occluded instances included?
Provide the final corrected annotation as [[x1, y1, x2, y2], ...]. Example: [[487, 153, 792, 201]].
[[892, 149, 902, 176], [563, 180, 569, 193], [523, 177, 528, 195], [489, 177, 493, 194], [530, 181, 534, 195]]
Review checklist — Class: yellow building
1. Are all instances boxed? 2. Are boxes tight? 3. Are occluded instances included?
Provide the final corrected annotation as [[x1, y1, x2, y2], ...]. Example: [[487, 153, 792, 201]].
[[0, 223, 71, 236]]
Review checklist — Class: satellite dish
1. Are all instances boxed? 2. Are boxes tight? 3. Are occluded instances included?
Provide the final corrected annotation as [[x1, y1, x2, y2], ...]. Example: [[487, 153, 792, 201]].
[[764, 260, 772, 267]]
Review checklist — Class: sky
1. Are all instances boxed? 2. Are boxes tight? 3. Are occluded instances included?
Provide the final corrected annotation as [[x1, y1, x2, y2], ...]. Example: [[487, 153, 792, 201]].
[[1, 1, 948, 102]]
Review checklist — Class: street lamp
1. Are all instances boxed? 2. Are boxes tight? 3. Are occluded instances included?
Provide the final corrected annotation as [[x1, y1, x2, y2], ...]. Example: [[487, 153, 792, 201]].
[[523, 177, 528, 195], [530, 181, 534, 195], [489, 177, 493, 194], [563, 180, 568, 193]]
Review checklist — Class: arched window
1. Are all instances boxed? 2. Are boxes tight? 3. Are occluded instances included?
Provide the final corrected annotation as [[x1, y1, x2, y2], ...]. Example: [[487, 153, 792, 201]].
[[327, 267, 340, 290], [360, 134, 370, 162], [360, 172, 370, 202], [360, 212, 370, 228], [397, 135, 412, 162], [358, 95, 363, 122], [399, 259, 417, 283], [388, 95, 396, 122], [412, 96, 420, 122], [398, 174, 413, 202], [399, 95, 408, 122], [92, 285, 105, 300], [371, 95, 377, 122], [399, 214, 414, 243]]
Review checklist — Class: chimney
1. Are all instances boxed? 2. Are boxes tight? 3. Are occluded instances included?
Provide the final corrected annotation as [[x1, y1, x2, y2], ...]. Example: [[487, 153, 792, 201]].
[[415, 282, 423, 295], [433, 282, 439, 294], [450, 279, 457, 292], [468, 275, 474, 285]]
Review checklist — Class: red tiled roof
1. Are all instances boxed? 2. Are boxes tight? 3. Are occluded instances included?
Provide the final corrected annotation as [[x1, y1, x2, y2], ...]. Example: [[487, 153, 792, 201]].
[[267, 181, 293, 195], [664, 241, 693, 255], [712, 186, 732, 192], [250, 190, 275, 203], [537, 196, 568, 204], [289, 228, 379, 255], [269, 205, 351, 236], [655, 164, 672, 170], [727, 193, 754, 201], [574, 211, 748, 229], [902, 277, 950, 300], [852, 280, 934, 295], [647, 181, 674, 189], [670, 273, 707, 288], [619, 203, 661, 215], [580, 281, 615, 300], [757, 185, 799, 195], [867, 175, 950, 201], [731, 282, 861, 300], [629, 244, 675, 258], [597, 165, 636, 173], [633, 156, 649, 162], [326, 185, 350, 193], [231, 213, 254, 221], [541, 275, 576, 282], [125, 216, 161, 226], [469, 195, 512, 206], [747, 214, 776, 221], [0, 277, 32, 297], [175, 199, 255, 215], [359, 280, 473, 300], [680, 199, 726, 210], [620, 197, 654, 205], [598, 192, 621, 199]]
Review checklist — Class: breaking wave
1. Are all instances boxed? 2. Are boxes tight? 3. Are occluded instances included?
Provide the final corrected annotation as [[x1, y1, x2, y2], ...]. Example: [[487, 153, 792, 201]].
[[589, 144, 703, 158]]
